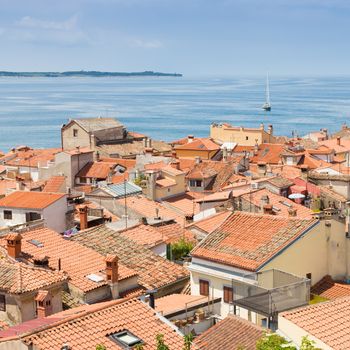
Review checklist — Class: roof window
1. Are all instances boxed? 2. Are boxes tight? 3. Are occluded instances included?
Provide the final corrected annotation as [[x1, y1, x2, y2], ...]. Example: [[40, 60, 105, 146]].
[[86, 273, 104, 283], [27, 239, 44, 248], [109, 330, 143, 348]]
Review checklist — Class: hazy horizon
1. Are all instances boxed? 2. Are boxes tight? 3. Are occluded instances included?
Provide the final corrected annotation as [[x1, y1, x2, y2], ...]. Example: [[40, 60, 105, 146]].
[[0, 0, 349, 76]]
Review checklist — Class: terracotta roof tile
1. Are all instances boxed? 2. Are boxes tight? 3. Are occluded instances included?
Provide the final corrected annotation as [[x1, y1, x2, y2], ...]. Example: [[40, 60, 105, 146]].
[[99, 157, 136, 170], [281, 296, 350, 349], [0, 227, 136, 293], [311, 275, 350, 300], [191, 212, 317, 271], [116, 195, 184, 224], [71, 224, 189, 290], [250, 144, 285, 164], [11, 298, 185, 350], [42, 176, 66, 193], [119, 224, 166, 248], [175, 138, 220, 152], [0, 256, 67, 294], [4, 148, 60, 168], [240, 188, 314, 219], [76, 162, 116, 179], [0, 191, 66, 209], [164, 194, 201, 217], [154, 223, 197, 244], [194, 314, 265, 350], [187, 211, 232, 235]]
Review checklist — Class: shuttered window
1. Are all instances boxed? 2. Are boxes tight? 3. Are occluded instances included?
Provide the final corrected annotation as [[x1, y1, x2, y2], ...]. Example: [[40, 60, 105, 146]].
[[0, 295, 5, 311], [223, 286, 233, 304], [199, 279, 209, 296]]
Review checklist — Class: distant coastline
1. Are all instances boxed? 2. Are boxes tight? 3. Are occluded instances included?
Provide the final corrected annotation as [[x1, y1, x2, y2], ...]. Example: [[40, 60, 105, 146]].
[[0, 70, 183, 78]]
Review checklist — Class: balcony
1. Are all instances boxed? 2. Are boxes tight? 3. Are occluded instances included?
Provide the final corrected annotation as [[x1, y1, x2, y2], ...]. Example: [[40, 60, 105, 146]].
[[230, 269, 310, 319]]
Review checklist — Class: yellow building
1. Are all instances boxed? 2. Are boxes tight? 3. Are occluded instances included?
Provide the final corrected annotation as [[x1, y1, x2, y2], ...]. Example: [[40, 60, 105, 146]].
[[189, 211, 350, 328], [210, 122, 276, 146]]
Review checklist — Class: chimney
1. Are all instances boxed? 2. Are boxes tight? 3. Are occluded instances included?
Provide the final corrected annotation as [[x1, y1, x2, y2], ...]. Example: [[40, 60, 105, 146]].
[[148, 138, 152, 148], [195, 156, 202, 164], [79, 206, 88, 230], [171, 150, 177, 158], [222, 147, 228, 162], [145, 147, 153, 155], [337, 136, 341, 146], [170, 160, 180, 170], [257, 161, 267, 176], [188, 135, 194, 143], [143, 137, 148, 148], [263, 204, 273, 215], [146, 171, 157, 200], [260, 195, 270, 208], [260, 123, 264, 130], [6, 233, 22, 259], [15, 180, 24, 191], [76, 146, 80, 154], [254, 140, 259, 155], [35, 290, 52, 318], [300, 165, 309, 180], [105, 254, 119, 299], [288, 207, 297, 217], [146, 289, 157, 309], [95, 151, 100, 162]]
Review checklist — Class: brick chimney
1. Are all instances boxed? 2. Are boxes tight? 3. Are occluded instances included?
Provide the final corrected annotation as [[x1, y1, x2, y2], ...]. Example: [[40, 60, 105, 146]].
[[170, 160, 180, 170], [288, 206, 297, 217], [6, 233, 22, 259], [337, 136, 341, 146], [79, 206, 88, 230], [105, 254, 119, 299], [35, 290, 52, 318], [188, 135, 194, 143], [263, 204, 273, 215]]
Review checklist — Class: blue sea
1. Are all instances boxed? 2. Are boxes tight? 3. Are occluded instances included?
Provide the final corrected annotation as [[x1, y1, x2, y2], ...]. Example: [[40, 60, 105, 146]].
[[0, 76, 349, 151]]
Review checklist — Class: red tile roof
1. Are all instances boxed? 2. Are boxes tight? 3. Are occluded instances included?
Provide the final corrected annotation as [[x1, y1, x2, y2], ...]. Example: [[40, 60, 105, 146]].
[[42, 176, 66, 193], [0, 227, 136, 293], [250, 144, 285, 164], [194, 314, 265, 350], [175, 138, 220, 152], [76, 162, 116, 179], [0, 191, 66, 209], [0, 256, 67, 294], [311, 275, 350, 300], [99, 157, 136, 170], [119, 224, 166, 248], [187, 211, 232, 235], [281, 297, 350, 349], [71, 224, 189, 290], [154, 222, 197, 244], [2, 298, 185, 350], [239, 188, 314, 219], [191, 212, 317, 271]]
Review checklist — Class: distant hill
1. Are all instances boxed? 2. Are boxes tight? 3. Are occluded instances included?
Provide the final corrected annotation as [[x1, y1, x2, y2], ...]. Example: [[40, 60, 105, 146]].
[[0, 70, 182, 77]]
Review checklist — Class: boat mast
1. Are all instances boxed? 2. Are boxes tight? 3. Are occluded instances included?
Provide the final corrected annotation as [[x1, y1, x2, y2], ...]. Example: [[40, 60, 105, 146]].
[[266, 72, 270, 105]]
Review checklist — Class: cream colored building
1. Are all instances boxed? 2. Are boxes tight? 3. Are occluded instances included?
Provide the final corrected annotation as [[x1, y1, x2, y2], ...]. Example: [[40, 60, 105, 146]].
[[189, 211, 350, 328], [210, 122, 276, 146]]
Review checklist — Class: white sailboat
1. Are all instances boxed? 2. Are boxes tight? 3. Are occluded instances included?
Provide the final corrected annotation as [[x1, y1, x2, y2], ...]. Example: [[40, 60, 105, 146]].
[[262, 73, 271, 111]]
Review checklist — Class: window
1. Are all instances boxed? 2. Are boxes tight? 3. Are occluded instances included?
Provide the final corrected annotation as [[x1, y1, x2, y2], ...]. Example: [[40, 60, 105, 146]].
[[0, 295, 5, 311], [25, 212, 41, 222], [109, 330, 143, 348], [199, 279, 209, 296], [306, 273, 312, 281], [189, 180, 203, 187], [246, 136, 249, 140], [3, 210, 12, 220], [73, 129, 78, 137], [223, 286, 234, 304]]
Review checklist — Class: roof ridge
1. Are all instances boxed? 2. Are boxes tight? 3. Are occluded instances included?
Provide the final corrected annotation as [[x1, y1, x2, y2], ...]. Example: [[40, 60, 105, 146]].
[[18, 297, 135, 341]]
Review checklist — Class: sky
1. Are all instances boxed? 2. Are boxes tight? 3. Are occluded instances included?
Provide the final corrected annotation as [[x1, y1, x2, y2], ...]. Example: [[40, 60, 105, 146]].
[[0, 0, 349, 76]]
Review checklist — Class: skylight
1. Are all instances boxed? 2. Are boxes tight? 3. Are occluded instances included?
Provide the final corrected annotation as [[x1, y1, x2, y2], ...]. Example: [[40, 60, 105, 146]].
[[109, 330, 143, 348], [27, 239, 44, 247], [86, 274, 104, 283]]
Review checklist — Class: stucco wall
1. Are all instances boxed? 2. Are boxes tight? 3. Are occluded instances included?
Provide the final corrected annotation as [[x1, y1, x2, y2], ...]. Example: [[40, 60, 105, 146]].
[[62, 123, 91, 150]]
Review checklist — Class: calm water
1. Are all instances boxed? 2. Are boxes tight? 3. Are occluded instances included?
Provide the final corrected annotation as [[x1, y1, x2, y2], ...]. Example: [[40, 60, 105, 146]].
[[0, 76, 349, 151]]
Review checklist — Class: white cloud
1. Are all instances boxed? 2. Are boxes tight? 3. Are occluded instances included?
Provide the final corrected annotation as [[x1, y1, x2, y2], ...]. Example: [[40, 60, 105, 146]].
[[15, 15, 78, 31]]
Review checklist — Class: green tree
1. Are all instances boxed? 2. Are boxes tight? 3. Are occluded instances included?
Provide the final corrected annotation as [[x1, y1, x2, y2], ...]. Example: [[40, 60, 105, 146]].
[[135, 344, 144, 350], [183, 333, 193, 350], [300, 336, 320, 350], [96, 345, 107, 350], [256, 333, 296, 350], [171, 237, 194, 261], [156, 334, 170, 350]]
